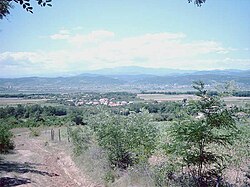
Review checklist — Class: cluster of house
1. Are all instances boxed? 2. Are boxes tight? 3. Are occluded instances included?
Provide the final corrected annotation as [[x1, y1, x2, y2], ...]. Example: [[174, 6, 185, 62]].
[[69, 98, 133, 107]]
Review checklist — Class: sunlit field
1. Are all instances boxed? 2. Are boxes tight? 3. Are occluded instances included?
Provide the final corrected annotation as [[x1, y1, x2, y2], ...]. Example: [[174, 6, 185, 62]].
[[0, 98, 48, 106]]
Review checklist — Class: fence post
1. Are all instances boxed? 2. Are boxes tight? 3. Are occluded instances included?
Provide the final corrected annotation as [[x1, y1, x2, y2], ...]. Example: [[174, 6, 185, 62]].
[[58, 129, 61, 142], [51, 129, 54, 141], [67, 127, 70, 142]]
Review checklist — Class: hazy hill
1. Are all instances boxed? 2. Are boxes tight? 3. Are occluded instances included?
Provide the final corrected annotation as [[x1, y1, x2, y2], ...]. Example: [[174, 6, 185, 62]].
[[84, 66, 195, 76], [0, 67, 249, 93], [133, 73, 250, 85]]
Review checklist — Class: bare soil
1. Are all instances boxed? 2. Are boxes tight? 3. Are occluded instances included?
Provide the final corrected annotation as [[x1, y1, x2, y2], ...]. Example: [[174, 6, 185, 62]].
[[0, 128, 102, 187]]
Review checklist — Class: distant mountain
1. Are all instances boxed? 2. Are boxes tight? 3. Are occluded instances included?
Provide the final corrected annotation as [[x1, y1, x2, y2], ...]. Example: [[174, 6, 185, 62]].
[[0, 75, 124, 93], [192, 69, 250, 77], [0, 67, 249, 93], [133, 73, 250, 85], [84, 66, 195, 76]]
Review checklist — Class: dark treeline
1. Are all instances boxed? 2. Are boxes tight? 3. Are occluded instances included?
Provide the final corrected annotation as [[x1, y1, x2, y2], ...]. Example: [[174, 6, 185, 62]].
[[141, 91, 198, 95], [112, 101, 185, 121], [233, 91, 250, 97], [0, 104, 67, 119], [0, 93, 55, 98], [0, 104, 69, 130]]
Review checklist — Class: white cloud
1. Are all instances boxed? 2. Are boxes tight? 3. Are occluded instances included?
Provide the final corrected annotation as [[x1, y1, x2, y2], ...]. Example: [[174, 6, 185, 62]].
[[218, 58, 250, 69], [50, 34, 69, 40], [1, 30, 248, 76], [0, 52, 41, 63], [50, 29, 70, 40], [68, 30, 115, 46], [50, 29, 115, 47]]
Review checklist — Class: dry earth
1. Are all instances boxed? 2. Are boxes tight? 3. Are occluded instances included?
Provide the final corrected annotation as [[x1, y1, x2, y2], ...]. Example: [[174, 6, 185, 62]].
[[0, 128, 102, 187]]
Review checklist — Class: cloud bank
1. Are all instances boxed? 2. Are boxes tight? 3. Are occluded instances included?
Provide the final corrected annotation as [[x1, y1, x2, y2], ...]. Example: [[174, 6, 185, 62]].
[[0, 29, 249, 77]]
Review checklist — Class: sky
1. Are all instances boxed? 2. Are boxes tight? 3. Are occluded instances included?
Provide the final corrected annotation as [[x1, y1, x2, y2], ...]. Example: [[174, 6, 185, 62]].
[[0, 0, 250, 77]]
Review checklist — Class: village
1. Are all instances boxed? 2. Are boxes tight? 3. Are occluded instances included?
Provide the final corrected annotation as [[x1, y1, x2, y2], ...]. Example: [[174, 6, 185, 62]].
[[74, 97, 133, 107]]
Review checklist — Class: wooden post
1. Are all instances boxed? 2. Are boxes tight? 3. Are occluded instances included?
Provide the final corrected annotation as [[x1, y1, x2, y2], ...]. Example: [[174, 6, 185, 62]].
[[67, 127, 70, 142], [58, 129, 61, 142], [51, 129, 54, 141]]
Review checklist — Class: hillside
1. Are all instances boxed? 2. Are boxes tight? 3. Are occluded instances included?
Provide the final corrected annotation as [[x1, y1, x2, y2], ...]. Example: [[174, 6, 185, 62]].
[[0, 68, 249, 93]]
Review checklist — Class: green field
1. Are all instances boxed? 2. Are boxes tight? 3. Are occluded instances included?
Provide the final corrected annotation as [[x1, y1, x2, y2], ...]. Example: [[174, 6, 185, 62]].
[[137, 94, 198, 101], [223, 96, 250, 106], [138, 94, 250, 106], [0, 98, 48, 106]]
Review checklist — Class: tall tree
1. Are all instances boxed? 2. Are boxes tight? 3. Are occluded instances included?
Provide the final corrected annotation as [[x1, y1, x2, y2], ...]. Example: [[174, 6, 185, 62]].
[[188, 0, 206, 7], [169, 81, 240, 186], [0, 0, 52, 19]]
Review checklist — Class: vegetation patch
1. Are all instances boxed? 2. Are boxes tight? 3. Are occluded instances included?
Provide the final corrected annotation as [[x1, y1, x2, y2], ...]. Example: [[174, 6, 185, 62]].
[[0, 126, 14, 153]]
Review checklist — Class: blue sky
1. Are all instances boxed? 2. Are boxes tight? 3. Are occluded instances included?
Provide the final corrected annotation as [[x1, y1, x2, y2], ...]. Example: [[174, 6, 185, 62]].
[[0, 0, 250, 77]]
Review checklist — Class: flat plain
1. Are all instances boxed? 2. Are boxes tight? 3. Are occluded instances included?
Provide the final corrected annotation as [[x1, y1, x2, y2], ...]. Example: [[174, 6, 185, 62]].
[[0, 98, 48, 106], [138, 94, 250, 105]]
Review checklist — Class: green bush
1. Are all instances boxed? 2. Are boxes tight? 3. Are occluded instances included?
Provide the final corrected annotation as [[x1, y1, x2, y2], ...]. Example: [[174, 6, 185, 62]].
[[29, 128, 41, 137], [92, 109, 158, 169], [0, 126, 14, 153], [68, 126, 93, 155]]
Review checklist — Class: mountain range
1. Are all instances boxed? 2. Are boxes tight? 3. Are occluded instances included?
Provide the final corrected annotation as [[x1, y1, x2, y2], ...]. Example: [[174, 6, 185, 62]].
[[0, 67, 249, 93]]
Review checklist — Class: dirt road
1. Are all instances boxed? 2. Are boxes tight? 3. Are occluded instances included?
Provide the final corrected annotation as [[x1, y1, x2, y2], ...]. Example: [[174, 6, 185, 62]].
[[0, 128, 101, 187]]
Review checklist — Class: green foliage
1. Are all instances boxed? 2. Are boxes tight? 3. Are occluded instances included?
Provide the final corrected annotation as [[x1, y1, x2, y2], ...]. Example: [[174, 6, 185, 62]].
[[0, 0, 52, 19], [29, 127, 41, 137], [169, 81, 240, 185], [126, 101, 187, 122], [0, 105, 67, 128], [0, 104, 67, 129], [188, 0, 206, 6], [103, 170, 116, 184], [0, 104, 67, 120], [71, 115, 85, 125], [0, 126, 14, 153], [153, 163, 176, 187], [0, 0, 12, 19], [91, 109, 158, 169], [68, 126, 93, 155]]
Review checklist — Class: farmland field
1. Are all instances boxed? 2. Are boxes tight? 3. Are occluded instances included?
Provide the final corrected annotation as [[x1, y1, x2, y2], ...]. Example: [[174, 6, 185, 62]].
[[223, 96, 250, 106], [0, 98, 48, 106], [138, 94, 250, 105], [137, 94, 199, 101]]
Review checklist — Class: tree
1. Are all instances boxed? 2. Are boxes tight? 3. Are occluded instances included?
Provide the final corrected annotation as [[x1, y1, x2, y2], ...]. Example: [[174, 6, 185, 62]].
[[188, 0, 206, 7], [0, 0, 11, 19], [71, 114, 86, 125], [169, 81, 240, 186], [0, 0, 206, 20], [0, 0, 52, 19], [92, 109, 158, 169]]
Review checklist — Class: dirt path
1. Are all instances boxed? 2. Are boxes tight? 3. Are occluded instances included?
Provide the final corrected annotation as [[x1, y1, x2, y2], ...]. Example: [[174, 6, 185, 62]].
[[0, 129, 101, 187]]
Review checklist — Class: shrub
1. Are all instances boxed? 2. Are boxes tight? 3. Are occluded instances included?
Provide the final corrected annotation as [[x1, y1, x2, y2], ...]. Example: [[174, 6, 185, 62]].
[[92, 109, 158, 169], [29, 128, 41, 137], [0, 126, 14, 153], [68, 126, 93, 155]]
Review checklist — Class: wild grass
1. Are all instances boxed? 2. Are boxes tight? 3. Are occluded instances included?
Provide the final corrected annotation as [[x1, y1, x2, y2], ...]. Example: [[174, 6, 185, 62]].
[[29, 127, 41, 137]]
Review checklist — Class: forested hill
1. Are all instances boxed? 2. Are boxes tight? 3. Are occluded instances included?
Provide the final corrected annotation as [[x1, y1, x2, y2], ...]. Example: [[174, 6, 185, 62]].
[[0, 69, 249, 93]]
